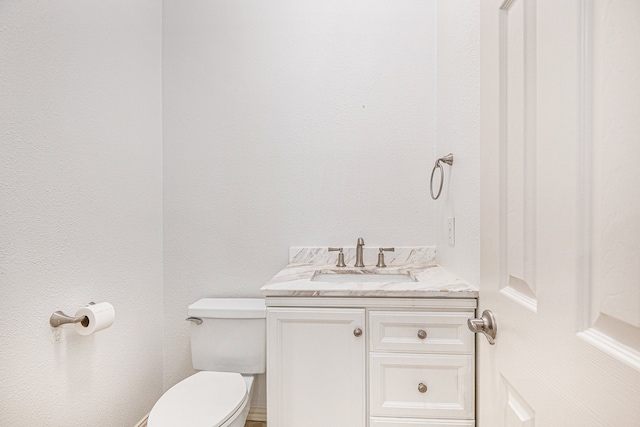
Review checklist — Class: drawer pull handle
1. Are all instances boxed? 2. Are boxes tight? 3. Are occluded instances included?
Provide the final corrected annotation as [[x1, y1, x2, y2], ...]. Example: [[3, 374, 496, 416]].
[[353, 328, 363, 337], [417, 329, 427, 339], [418, 383, 428, 393]]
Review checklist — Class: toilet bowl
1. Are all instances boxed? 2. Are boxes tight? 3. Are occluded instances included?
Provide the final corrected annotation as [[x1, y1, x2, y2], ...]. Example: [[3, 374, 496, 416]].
[[147, 298, 266, 427], [148, 372, 254, 427]]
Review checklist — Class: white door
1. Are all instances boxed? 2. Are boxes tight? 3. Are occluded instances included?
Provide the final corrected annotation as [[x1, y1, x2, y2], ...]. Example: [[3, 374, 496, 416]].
[[266, 307, 366, 427], [479, 0, 640, 425]]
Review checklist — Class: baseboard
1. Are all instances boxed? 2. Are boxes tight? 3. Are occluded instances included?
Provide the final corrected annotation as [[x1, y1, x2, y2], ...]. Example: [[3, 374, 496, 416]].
[[135, 407, 265, 425], [248, 405, 267, 422]]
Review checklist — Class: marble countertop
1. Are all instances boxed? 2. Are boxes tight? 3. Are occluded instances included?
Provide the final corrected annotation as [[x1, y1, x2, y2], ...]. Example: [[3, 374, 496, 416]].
[[259, 247, 478, 298]]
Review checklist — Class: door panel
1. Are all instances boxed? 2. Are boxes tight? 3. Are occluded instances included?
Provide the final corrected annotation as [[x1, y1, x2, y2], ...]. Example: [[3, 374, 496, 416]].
[[479, 0, 640, 425], [499, 0, 538, 310], [578, 0, 640, 369]]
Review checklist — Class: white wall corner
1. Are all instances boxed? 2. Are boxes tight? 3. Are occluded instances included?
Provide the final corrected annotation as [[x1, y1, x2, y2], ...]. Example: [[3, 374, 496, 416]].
[[435, 0, 481, 286]]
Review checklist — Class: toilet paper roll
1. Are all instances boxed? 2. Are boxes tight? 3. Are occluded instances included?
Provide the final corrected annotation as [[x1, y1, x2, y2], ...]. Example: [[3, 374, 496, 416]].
[[74, 302, 115, 336]]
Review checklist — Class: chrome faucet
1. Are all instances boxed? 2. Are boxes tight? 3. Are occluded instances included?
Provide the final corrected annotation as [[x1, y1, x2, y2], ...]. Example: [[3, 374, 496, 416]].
[[354, 237, 365, 267]]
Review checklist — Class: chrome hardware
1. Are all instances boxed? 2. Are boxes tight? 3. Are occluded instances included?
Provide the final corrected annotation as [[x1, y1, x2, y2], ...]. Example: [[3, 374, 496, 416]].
[[418, 383, 428, 393], [328, 247, 346, 267], [376, 247, 395, 268], [50, 312, 86, 328], [467, 309, 497, 345], [417, 329, 427, 340], [49, 302, 95, 327], [186, 317, 203, 325], [353, 328, 363, 337], [439, 153, 454, 166], [430, 153, 454, 200], [354, 238, 365, 267]]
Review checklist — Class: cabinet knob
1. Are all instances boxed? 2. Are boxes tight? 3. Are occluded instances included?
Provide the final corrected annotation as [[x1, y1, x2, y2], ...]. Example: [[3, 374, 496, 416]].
[[418, 383, 428, 393], [417, 329, 427, 339], [353, 328, 362, 337]]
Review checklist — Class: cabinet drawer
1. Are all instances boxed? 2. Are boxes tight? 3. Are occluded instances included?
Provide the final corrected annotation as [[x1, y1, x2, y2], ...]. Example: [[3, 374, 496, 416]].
[[370, 353, 474, 419], [369, 311, 474, 354], [370, 418, 474, 427]]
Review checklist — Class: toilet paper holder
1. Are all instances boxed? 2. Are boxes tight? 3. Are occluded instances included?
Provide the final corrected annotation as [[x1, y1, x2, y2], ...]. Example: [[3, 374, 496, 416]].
[[50, 302, 95, 327]]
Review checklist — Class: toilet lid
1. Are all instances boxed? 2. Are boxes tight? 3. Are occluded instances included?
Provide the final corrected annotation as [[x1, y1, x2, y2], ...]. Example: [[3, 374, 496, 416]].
[[148, 372, 248, 427]]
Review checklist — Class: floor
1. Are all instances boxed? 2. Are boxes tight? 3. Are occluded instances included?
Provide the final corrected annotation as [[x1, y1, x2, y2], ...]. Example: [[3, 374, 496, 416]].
[[245, 422, 266, 427]]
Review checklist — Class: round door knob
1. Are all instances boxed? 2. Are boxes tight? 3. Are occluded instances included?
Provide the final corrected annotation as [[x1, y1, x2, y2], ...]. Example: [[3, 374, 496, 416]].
[[417, 329, 427, 339], [353, 328, 362, 337], [418, 383, 428, 393], [467, 309, 497, 345]]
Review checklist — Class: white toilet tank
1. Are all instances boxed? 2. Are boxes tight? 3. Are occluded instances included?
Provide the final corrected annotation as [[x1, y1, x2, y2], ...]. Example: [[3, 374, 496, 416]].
[[188, 298, 266, 374]]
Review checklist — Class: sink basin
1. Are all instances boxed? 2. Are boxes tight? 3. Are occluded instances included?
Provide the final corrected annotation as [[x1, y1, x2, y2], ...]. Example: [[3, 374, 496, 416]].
[[311, 271, 416, 283]]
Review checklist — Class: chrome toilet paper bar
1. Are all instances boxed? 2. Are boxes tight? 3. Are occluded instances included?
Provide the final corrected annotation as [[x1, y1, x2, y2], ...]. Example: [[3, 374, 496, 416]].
[[49, 302, 94, 327]]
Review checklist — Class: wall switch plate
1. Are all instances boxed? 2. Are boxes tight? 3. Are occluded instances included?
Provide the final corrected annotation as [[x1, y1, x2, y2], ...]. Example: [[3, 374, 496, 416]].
[[447, 217, 455, 246]]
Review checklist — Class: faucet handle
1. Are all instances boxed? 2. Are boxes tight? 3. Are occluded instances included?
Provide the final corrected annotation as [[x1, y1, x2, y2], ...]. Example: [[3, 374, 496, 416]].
[[376, 247, 395, 268], [328, 247, 346, 267]]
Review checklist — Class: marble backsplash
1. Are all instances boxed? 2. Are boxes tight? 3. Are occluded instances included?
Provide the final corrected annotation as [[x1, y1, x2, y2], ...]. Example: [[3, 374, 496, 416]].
[[288, 246, 437, 267]]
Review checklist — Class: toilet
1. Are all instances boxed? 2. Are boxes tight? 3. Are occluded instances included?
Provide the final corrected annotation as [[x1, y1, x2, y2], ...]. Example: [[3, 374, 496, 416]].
[[148, 298, 266, 427]]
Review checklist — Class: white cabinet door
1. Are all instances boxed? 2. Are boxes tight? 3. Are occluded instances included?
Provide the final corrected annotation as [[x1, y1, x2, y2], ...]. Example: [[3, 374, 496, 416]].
[[479, 0, 640, 424], [267, 307, 366, 427]]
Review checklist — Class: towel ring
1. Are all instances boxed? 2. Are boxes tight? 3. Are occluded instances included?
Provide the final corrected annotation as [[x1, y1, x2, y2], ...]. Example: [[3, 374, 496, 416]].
[[430, 153, 454, 200]]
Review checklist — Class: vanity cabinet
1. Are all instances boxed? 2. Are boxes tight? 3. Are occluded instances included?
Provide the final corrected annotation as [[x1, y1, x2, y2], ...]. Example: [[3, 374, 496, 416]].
[[266, 298, 476, 427]]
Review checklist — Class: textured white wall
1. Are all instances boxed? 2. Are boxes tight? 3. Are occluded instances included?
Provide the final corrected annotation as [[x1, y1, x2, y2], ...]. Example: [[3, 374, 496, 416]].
[[0, 0, 479, 422], [435, 0, 481, 286], [162, 0, 438, 406], [0, 1, 163, 425]]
